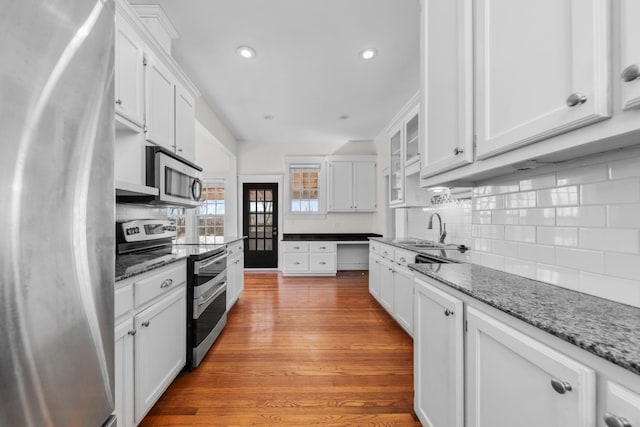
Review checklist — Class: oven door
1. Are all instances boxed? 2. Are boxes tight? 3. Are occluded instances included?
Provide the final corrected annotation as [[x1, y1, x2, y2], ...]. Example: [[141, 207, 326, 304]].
[[192, 279, 227, 367], [158, 152, 202, 207]]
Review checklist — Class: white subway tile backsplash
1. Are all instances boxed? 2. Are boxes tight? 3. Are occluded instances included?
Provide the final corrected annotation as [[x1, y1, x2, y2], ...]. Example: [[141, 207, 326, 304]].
[[536, 263, 580, 290], [580, 228, 640, 254], [473, 183, 520, 196], [472, 224, 505, 240], [504, 257, 537, 280], [579, 272, 640, 307], [505, 191, 537, 208], [581, 178, 640, 205], [537, 227, 579, 247], [505, 225, 536, 243], [473, 195, 505, 210], [519, 173, 556, 191], [537, 186, 579, 207], [473, 238, 492, 252], [609, 156, 640, 180], [607, 204, 640, 228], [556, 164, 607, 186], [518, 243, 555, 264], [492, 209, 519, 225], [605, 253, 640, 281], [556, 247, 605, 274], [518, 208, 555, 226], [556, 206, 606, 227], [492, 240, 520, 257], [470, 251, 505, 271], [472, 210, 492, 225]]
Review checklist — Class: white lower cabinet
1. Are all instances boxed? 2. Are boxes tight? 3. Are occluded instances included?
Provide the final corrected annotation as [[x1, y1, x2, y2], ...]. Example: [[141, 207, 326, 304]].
[[605, 381, 640, 427], [466, 307, 596, 427], [368, 252, 381, 298], [227, 240, 245, 310], [392, 265, 413, 334], [114, 261, 187, 427], [134, 286, 186, 423], [378, 257, 395, 313], [414, 278, 464, 427], [282, 241, 337, 276]]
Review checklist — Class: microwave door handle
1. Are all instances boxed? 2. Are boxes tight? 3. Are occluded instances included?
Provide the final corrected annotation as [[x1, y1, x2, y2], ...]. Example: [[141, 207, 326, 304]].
[[192, 178, 203, 201]]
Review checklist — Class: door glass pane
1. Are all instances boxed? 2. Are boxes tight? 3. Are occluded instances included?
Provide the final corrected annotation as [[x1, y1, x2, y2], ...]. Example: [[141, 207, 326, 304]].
[[265, 201, 272, 213], [265, 226, 272, 236], [265, 190, 272, 201], [257, 226, 264, 238], [250, 214, 257, 225], [257, 240, 264, 251], [249, 239, 256, 251], [265, 214, 273, 225], [249, 190, 256, 201], [257, 214, 264, 225], [249, 227, 256, 238], [265, 240, 272, 251]]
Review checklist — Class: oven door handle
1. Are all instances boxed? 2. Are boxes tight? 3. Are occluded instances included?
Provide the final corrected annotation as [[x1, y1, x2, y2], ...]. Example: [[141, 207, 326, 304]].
[[196, 252, 228, 271], [197, 281, 227, 308]]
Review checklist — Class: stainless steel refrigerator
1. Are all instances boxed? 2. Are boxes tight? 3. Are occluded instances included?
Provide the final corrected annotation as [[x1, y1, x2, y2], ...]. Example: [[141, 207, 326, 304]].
[[1, 0, 116, 426]]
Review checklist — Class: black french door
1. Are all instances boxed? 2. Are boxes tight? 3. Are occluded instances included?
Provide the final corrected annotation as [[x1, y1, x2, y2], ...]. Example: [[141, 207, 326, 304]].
[[242, 183, 278, 268]]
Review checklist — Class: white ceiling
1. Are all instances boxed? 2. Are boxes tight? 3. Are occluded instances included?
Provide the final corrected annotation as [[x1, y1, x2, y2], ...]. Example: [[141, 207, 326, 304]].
[[130, 0, 421, 145]]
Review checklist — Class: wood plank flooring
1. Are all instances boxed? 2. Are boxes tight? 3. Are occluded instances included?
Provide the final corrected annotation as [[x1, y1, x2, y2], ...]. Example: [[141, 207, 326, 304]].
[[139, 271, 419, 426]]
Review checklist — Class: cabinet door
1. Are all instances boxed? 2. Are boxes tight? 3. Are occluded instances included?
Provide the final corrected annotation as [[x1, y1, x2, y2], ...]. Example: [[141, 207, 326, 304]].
[[474, 0, 610, 159], [466, 307, 596, 427], [405, 108, 421, 166], [227, 255, 239, 311], [379, 258, 394, 313], [414, 278, 464, 427], [605, 381, 640, 427], [328, 161, 353, 211], [353, 162, 376, 211], [175, 84, 195, 160], [114, 319, 134, 427], [421, 0, 473, 177], [134, 286, 186, 423], [145, 56, 175, 150], [389, 127, 403, 204], [368, 253, 381, 299], [392, 266, 414, 335], [115, 15, 144, 128], [621, 0, 640, 110]]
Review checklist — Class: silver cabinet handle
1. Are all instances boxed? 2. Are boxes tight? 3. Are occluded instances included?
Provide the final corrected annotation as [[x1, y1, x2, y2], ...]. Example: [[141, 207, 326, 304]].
[[383, 251, 388, 256], [550, 378, 572, 394], [444, 309, 454, 316], [294, 246, 300, 250], [604, 412, 632, 427], [319, 246, 327, 249], [400, 257, 406, 263], [115, 99, 122, 105], [160, 278, 173, 288], [621, 64, 640, 82], [320, 262, 326, 265], [566, 93, 587, 107], [294, 262, 300, 265], [453, 147, 464, 155], [141, 321, 150, 327], [127, 329, 136, 336]]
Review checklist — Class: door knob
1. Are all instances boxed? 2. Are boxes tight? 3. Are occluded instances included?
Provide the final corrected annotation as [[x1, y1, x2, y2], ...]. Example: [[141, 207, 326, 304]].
[[621, 64, 640, 82], [566, 93, 587, 107]]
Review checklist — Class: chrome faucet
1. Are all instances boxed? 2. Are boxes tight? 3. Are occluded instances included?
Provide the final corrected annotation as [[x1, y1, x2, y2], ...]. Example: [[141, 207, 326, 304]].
[[428, 212, 447, 244]]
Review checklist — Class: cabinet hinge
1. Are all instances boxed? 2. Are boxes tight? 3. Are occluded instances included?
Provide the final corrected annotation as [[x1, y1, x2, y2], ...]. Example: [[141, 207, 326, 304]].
[[473, 134, 477, 149], [143, 55, 148, 66], [465, 320, 468, 332]]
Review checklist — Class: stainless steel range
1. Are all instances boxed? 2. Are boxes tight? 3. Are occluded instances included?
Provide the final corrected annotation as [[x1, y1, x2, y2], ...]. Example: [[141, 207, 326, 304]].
[[116, 219, 228, 370]]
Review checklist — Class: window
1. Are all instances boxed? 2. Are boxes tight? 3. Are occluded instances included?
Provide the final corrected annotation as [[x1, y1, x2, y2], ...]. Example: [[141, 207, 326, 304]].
[[168, 208, 186, 241], [285, 157, 326, 215], [197, 185, 225, 244]]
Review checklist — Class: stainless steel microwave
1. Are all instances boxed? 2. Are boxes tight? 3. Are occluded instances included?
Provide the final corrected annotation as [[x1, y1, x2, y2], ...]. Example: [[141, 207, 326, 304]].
[[146, 146, 203, 208]]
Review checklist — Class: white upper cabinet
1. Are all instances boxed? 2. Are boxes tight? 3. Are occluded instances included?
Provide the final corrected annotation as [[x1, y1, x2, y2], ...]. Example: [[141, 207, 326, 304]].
[[115, 15, 145, 129], [174, 84, 195, 161], [420, 0, 473, 178], [389, 126, 404, 204], [620, 0, 640, 110], [405, 111, 420, 166], [474, 0, 610, 160], [327, 157, 376, 212], [144, 54, 175, 151]]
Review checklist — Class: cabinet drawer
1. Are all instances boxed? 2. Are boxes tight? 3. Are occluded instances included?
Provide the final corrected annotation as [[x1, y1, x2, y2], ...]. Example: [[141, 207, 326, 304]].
[[369, 241, 380, 253], [394, 248, 416, 267], [284, 254, 309, 271], [309, 242, 336, 253], [115, 284, 134, 321], [379, 244, 395, 260], [134, 262, 186, 308], [309, 253, 336, 272], [227, 240, 244, 256], [605, 381, 640, 427], [283, 242, 309, 253]]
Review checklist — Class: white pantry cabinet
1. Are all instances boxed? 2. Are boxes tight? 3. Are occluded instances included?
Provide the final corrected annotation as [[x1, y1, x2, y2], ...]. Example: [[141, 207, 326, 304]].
[[327, 156, 376, 212], [115, 14, 145, 130], [226, 239, 245, 310], [620, 0, 640, 110], [420, 0, 473, 178], [414, 277, 464, 427], [474, 0, 610, 160], [466, 307, 596, 427]]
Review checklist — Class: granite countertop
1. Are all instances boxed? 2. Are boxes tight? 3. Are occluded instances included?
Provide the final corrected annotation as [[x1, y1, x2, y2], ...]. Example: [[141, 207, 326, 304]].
[[283, 233, 382, 241], [372, 236, 640, 376]]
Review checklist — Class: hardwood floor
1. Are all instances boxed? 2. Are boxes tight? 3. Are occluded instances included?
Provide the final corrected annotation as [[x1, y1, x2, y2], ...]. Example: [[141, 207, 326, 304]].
[[139, 271, 419, 426]]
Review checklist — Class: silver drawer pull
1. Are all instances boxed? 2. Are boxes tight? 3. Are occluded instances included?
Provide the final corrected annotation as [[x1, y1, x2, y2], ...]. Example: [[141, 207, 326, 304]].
[[400, 257, 406, 263], [294, 262, 300, 265], [604, 412, 632, 427], [319, 246, 327, 249], [115, 99, 122, 105], [320, 262, 326, 265], [127, 329, 136, 336], [550, 378, 572, 394], [160, 278, 173, 288], [444, 309, 454, 316], [621, 64, 640, 82], [453, 147, 464, 155], [141, 321, 150, 327], [566, 92, 587, 107], [383, 251, 388, 256]]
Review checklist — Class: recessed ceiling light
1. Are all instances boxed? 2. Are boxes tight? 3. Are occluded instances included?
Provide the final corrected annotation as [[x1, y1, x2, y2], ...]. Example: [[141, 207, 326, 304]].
[[236, 46, 256, 59], [339, 115, 350, 120], [263, 115, 274, 120], [360, 48, 378, 60]]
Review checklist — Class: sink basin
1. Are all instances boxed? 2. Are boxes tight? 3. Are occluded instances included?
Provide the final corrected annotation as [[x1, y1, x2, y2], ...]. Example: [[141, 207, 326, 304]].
[[415, 253, 459, 264], [393, 239, 443, 248]]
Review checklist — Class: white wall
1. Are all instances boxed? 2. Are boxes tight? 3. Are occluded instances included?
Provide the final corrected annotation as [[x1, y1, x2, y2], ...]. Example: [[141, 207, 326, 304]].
[[195, 98, 237, 155], [237, 139, 378, 234]]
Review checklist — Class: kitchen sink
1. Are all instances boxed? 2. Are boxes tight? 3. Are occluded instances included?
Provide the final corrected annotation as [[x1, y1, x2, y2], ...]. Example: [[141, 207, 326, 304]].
[[415, 253, 460, 264]]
